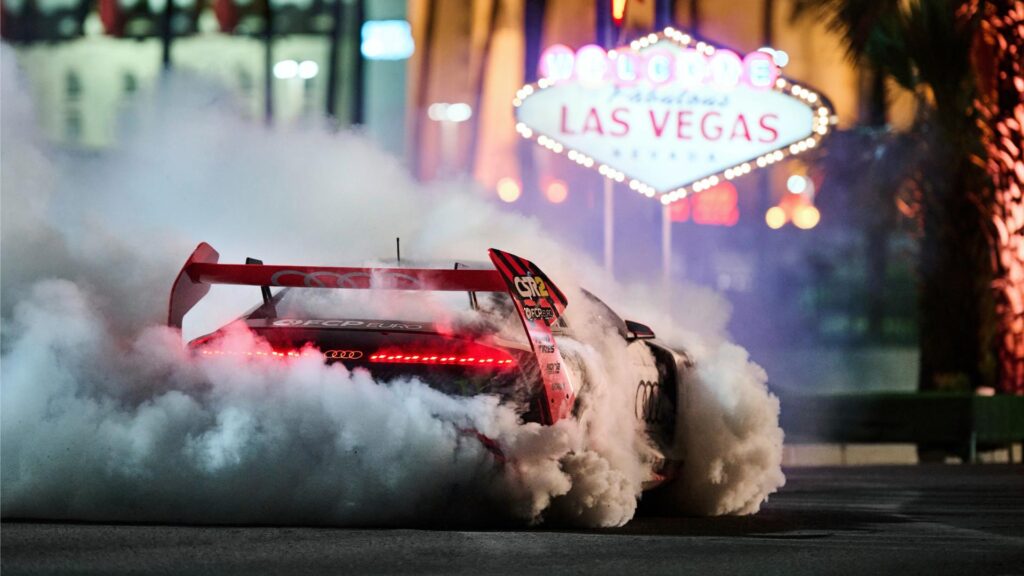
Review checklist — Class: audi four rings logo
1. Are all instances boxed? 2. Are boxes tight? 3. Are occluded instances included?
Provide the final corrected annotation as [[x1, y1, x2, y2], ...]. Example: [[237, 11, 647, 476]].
[[324, 350, 364, 360], [635, 381, 665, 423]]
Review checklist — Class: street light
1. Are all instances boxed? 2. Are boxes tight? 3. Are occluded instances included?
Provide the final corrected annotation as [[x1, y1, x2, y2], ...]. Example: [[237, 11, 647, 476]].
[[297, 60, 319, 80], [274, 60, 318, 80], [273, 59, 298, 79], [427, 102, 472, 176]]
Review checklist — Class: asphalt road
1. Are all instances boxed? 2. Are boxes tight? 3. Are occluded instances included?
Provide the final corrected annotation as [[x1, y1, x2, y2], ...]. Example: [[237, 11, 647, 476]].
[[3, 465, 1022, 576]]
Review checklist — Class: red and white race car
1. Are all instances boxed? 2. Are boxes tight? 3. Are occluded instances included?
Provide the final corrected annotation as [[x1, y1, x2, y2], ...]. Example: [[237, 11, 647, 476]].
[[170, 243, 691, 486]]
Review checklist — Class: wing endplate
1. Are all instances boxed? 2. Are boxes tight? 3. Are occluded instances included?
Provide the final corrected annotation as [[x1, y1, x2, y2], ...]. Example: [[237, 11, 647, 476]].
[[168, 242, 220, 329], [488, 248, 575, 423]]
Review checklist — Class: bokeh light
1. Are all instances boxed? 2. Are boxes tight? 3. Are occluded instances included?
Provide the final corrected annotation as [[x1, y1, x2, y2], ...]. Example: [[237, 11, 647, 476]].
[[545, 179, 568, 204], [765, 206, 787, 229], [793, 205, 820, 229], [786, 174, 808, 194], [496, 177, 521, 203]]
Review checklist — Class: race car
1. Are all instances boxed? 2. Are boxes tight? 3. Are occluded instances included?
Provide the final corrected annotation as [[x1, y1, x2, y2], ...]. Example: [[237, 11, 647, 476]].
[[169, 243, 691, 487]]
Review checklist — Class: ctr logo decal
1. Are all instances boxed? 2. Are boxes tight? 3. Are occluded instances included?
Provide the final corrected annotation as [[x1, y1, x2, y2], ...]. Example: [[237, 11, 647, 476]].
[[513, 275, 550, 300], [323, 350, 364, 360]]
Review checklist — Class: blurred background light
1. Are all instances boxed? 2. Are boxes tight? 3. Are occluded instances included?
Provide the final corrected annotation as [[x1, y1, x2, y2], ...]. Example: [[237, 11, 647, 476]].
[[445, 102, 472, 123], [787, 174, 809, 194], [758, 46, 790, 67], [545, 179, 568, 204], [539, 44, 575, 82], [297, 60, 319, 80], [496, 177, 521, 203], [428, 102, 472, 123], [765, 206, 787, 229], [272, 59, 298, 80], [360, 20, 414, 61], [793, 205, 821, 230]]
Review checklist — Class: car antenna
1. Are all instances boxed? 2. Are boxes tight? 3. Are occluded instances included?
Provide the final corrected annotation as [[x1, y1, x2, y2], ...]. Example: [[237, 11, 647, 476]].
[[396, 237, 401, 265]]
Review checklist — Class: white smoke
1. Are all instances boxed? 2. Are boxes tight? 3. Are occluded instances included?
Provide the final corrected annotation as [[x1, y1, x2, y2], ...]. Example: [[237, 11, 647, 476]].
[[0, 49, 783, 526]]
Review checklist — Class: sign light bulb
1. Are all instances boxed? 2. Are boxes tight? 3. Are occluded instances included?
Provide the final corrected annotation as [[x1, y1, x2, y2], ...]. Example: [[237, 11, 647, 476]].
[[708, 50, 743, 89], [645, 50, 675, 85], [574, 44, 609, 88], [743, 51, 778, 89], [676, 49, 707, 87], [539, 44, 575, 82], [613, 52, 640, 84]]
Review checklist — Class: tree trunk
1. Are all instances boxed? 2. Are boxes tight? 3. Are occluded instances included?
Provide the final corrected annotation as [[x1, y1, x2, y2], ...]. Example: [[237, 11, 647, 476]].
[[972, 0, 1024, 393], [863, 66, 890, 341], [917, 149, 992, 392]]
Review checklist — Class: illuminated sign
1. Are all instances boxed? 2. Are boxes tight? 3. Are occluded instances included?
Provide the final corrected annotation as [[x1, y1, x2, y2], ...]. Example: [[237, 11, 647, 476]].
[[513, 28, 837, 205], [361, 20, 415, 60]]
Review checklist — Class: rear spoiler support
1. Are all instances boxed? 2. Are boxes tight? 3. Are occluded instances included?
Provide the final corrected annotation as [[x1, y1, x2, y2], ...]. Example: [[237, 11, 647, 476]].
[[245, 257, 274, 308]]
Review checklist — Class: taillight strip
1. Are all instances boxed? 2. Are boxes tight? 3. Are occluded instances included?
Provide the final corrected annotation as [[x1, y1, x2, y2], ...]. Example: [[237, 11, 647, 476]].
[[368, 354, 515, 367], [197, 349, 319, 359]]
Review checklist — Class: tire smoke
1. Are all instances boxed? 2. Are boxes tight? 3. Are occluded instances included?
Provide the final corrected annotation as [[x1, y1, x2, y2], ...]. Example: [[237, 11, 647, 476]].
[[0, 52, 783, 526]]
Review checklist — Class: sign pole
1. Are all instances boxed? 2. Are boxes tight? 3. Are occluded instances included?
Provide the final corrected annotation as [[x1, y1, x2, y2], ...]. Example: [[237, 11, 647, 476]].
[[604, 178, 614, 275], [662, 204, 672, 289]]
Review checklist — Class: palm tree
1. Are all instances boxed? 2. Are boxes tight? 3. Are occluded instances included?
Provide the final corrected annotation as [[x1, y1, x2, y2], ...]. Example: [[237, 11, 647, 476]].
[[794, 0, 1023, 393], [971, 0, 1024, 393]]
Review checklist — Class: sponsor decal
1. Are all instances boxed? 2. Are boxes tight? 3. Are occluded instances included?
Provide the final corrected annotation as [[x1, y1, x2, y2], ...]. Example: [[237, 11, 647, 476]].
[[523, 306, 555, 321], [269, 270, 425, 289], [323, 350, 364, 360], [513, 275, 550, 299], [489, 248, 574, 423], [270, 319, 425, 330]]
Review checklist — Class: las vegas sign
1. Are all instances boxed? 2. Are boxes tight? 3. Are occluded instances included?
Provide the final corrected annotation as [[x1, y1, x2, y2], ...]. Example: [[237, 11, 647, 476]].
[[513, 28, 837, 205]]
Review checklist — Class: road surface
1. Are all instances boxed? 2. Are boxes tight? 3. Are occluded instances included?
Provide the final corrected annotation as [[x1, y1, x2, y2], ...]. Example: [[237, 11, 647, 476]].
[[3, 465, 1022, 575]]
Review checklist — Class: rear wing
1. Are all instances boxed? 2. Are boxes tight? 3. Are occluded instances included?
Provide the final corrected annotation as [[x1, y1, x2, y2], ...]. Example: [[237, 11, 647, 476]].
[[169, 242, 576, 422], [168, 242, 507, 329]]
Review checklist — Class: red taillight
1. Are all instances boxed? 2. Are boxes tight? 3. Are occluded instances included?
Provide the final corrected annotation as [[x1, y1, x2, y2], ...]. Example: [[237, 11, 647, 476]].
[[368, 347, 516, 369], [196, 348, 318, 360]]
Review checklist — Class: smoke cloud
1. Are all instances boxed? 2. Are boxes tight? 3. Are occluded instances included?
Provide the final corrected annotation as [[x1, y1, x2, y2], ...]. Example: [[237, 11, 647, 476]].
[[0, 50, 782, 527]]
